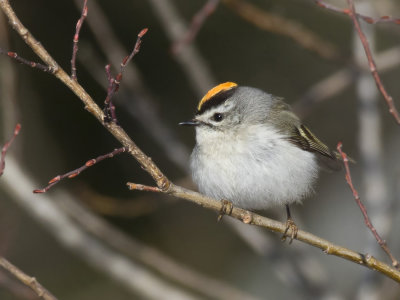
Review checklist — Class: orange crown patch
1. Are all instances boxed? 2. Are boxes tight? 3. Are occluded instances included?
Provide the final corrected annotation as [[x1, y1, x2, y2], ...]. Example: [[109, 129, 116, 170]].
[[197, 82, 238, 111]]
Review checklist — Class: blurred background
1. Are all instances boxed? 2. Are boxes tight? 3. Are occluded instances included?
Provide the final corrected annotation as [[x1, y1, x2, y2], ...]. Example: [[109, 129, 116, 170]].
[[0, 0, 400, 299]]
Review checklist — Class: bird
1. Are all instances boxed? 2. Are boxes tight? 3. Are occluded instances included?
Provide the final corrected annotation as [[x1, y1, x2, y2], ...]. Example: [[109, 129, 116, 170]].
[[180, 82, 344, 241]]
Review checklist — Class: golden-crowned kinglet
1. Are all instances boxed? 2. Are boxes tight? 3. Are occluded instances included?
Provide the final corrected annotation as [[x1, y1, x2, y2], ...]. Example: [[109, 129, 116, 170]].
[[180, 82, 342, 236]]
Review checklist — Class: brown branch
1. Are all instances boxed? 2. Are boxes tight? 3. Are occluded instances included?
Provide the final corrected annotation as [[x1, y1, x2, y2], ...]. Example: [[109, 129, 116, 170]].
[[33, 147, 127, 193], [0, 257, 57, 300], [127, 181, 400, 283], [0, 123, 20, 176], [171, 0, 220, 54], [71, 0, 88, 81], [315, 0, 400, 125], [337, 142, 399, 269], [2, 0, 400, 284], [103, 28, 148, 122], [0, 49, 55, 73], [315, 0, 400, 25], [223, 0, 341, 61]]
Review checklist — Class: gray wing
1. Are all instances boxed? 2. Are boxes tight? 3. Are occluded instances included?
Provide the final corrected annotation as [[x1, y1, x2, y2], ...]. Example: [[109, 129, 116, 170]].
[[269, 100, 342, 171]]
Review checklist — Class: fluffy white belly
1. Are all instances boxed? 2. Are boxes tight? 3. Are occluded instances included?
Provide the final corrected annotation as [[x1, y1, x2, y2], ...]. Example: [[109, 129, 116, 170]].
[[190, 125, 319, 209]]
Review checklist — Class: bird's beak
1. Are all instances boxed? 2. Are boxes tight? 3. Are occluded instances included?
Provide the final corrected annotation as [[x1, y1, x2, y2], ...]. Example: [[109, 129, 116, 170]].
[[179, 119, 199, 126]]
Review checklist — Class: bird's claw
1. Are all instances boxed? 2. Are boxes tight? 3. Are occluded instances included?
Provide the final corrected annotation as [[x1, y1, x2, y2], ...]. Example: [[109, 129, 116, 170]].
[[217, 199, 233, 221], [281, 218, 298, 244]]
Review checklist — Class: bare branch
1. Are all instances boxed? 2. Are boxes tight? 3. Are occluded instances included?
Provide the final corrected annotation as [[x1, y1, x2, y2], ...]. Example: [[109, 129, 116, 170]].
[[0, 49, 55, 73], [103, 28, 148, 122], [0, 123, 20, 176], [315, 0, 400, 24], [71, 0, 88, 80], [0, 257, 57, 300], [3, 157, 201, 300], [315, 0, 400, 124], [127, 180, 400, 283], [172, 0, 220, 54], [33, 147, 127, 193], [223, 0, 341, 61], [337, 142, 399, 269]]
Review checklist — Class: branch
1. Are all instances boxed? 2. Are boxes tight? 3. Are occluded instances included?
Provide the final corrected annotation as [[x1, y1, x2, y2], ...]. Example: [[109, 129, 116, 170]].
[[147, 0, 216, 97], [337, 142, 399, 269], [315, 0, 400, 24], [71, 0, 88, 80], [0, 125, 55, 300], [0, 49, 55, 73], [223, 0, 341, 61], [126, 182, 400, 283], [0, 257, 57, 300], [103, 28, 148, 122], [171, 0, 220, 54], [33, 147, 127, 193], [73, 0, 191, 172], [0, 123, 20, 176], [3, 157, 200, 300], [2, 0, 400, 284], [315, 0, 400, 124]]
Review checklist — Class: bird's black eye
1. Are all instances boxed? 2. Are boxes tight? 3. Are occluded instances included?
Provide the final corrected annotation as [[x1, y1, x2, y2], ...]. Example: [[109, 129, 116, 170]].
[[213, 113, 223, 122]]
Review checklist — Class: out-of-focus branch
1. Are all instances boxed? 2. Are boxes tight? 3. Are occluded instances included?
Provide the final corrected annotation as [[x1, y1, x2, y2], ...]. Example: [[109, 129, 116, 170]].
[[0, 123, 54, 300], [58, 186, 260, 300], [1, 156, 200, 300], [79, 185, 168, 218], [294, 46, 400, 118], [0, 257, 57, 300], [337, 143, 399, 269], [172, 0, 220, 55], [223, 0, 341, 61], [0, 123, 20, 176], [147, 0, 216, 97]]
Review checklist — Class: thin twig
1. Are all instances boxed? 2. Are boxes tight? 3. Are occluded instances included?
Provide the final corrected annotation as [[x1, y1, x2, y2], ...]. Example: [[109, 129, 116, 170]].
[[315, 0, 400, 24], [0, 257, 57, 300], [103, 28, 148, 122], [0, 49, 55, 73], [2, 0, 400, 283], [74, 0, 191, 172], [172, 0, 220, 54], [337, 142, 399, 269], [315, 0, 400, 124], [33, 147, 127, 193], [71, 0, 88, 81], [0, 123, 20, 176]]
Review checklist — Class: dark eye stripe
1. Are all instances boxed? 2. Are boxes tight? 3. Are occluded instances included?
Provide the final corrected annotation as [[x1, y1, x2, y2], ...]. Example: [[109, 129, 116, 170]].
[[196, 87, 237, 115]]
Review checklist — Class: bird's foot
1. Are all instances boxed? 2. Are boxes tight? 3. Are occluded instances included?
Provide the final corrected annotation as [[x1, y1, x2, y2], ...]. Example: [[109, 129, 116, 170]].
[[281, 217, 298, 244], [217, 199, 233, 221]]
